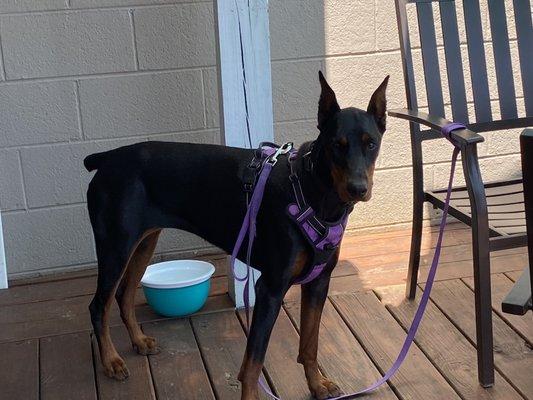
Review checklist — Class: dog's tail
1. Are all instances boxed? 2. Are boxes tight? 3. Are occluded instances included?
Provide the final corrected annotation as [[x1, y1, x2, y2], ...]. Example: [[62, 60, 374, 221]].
[[84, 151, 110, 172]]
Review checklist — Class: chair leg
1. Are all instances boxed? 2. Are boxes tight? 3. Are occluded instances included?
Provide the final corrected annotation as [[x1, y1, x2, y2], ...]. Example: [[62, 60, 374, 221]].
[[406, 194, 424, 299], [472, 223, 495, 387], [462, 144, 494, 387]]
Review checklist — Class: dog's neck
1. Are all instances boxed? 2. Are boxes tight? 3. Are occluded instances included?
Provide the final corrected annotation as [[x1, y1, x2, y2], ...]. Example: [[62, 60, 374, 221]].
[[295, 140, 353, 222]]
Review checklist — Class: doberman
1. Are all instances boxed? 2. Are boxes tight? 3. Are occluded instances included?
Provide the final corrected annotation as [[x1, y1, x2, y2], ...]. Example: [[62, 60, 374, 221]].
[[85, 71, 388, 400]]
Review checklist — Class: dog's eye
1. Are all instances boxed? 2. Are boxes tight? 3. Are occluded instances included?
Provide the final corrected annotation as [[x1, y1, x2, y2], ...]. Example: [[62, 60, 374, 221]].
[[333, 140, 347, 150], [367, 141, 377, 150]]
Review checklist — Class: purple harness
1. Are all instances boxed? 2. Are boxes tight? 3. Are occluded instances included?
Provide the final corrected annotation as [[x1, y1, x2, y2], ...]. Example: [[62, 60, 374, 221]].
[[231, 123, 464, 399]]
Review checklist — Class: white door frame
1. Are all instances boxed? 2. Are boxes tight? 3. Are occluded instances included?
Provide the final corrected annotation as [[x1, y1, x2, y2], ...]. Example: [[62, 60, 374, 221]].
[[214, 0, 274, 307], [0, 211, 7, 289]]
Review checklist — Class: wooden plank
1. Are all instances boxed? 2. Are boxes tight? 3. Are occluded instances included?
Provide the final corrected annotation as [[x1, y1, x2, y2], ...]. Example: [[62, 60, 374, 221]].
[[462, 0, 492, 122], [330, 291, 460, 399], [487, 0, 517, 119], [376, 285, 522, 400], [426, 279, 533, 398], [505, 270, 522, 282], [440, 1, 469, 123], [0, 286, 232, 343], [236, 308, 310, 399], [93, 326, 156, 400], [463, 274, 532, 344], [143, 319, 214, 400], [0, 339, 38, 400], [341, 223, 471, 260], [0, 275, 96, 307], [288, 251, 528, 305], [498, 226, 527, 235], [284, 299, 398, 399], [191, 311, 270, 400], [2, 257, 226, 307], [41, 332, 97, 400], [417, 2, 445, 117]]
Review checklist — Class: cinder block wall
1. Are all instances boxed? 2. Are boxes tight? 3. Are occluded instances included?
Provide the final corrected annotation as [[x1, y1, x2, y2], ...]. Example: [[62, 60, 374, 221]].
[[0, 0, 525, 277]]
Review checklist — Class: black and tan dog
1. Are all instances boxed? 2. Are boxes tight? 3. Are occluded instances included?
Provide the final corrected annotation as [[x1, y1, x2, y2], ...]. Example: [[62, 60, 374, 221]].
[[85, 72, 388, 400]]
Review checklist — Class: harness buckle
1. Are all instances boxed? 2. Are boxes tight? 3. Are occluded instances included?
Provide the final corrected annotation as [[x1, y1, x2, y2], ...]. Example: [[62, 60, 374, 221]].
[[267, 142, 293, 166]]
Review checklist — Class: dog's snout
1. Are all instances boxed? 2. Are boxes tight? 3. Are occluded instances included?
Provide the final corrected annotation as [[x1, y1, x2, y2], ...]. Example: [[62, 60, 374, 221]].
[[347, 181, 368, 199]]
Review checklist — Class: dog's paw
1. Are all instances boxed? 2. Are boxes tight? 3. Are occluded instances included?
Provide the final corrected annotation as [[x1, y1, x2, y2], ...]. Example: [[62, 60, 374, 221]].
[[133, 335, 160, 356], [311, 378, 342, 400], [103, 356, 130, 381]]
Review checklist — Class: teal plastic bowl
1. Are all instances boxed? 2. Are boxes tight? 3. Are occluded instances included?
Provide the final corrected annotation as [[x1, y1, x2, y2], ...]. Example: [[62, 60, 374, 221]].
[[141, 260, 215, 317]]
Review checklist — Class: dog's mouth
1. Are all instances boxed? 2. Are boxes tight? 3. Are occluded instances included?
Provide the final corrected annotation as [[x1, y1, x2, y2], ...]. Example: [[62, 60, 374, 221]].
[[338, 189, 372, 204]]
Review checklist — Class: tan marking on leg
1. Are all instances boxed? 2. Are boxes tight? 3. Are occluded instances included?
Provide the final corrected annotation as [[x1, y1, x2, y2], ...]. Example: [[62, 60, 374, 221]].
[[298, 298, 341, 399], [118, 229, 161, 355], [100, 294, 130, 380], [98, 228, 160, 379], [238, 352, 262, 400], [291, 251, 309, 281]]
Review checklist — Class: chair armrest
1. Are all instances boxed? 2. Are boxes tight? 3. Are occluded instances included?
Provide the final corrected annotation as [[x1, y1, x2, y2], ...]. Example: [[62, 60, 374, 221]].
[[388, 108, 484, 146]]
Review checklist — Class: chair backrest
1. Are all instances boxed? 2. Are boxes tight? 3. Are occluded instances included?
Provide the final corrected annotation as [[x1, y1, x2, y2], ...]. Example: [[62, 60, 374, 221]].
[[395, 0, 532, 133]]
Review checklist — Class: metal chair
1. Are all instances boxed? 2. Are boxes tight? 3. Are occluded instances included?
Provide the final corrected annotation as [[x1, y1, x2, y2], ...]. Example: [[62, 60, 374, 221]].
[[390, 0, 533, 387]]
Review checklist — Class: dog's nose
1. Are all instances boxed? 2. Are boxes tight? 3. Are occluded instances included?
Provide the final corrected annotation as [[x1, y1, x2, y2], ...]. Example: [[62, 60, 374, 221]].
[[347, 182, 367, 199]]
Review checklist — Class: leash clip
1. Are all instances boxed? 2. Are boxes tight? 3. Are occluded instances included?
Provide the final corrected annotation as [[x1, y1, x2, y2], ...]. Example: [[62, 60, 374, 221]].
[[267, 142, 293, 166]]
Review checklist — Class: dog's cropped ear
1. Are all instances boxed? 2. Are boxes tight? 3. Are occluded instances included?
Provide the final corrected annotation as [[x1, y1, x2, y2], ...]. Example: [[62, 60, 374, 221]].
[[318, 71, 340, 130], [367, 75, 389, 134]]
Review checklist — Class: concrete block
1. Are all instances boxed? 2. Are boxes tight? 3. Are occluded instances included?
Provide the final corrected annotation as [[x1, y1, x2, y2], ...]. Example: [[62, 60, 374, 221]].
[[0, 10, 135, 79], [0, 0, 66, 13], [323, 0, 375, 54], [135, 3, 216, 70], [21, 145, 87, 208], [269, 0, 325, 60], [274, 119, 319, 147], [70, 0, 189, 7], [79, 71, 205, 139], [348, 167, 414, 228], [155, 229, 212, 255], [272, 59, 323, 122], [2, 205, 95, 274], [0, 149, 25, 211], [376, 118, 413, 169], [0, 81, 79, 147], [147, 129, 220, 144], [375, 0, 401, 51], [432, 153, 522, 190], [203, 68, 219, 129], [325, 52, 405, 111]]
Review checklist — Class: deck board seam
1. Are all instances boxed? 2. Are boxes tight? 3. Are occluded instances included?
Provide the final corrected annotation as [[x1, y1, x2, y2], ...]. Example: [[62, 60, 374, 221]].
[[327, 293, 403, 399], [187, 317, 219, 400]]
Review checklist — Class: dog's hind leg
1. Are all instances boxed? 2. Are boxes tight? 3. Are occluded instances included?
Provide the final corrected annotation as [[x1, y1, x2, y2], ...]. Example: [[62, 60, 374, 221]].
[[89, 222, 141, 380], [89, 237, 135, 381], [115, 229, 161, 356]]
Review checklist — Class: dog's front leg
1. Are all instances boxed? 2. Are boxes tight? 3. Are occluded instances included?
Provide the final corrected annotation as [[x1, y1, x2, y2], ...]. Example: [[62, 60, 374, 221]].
[[298, 253, 342, 400], [238, 277, 285, 400]]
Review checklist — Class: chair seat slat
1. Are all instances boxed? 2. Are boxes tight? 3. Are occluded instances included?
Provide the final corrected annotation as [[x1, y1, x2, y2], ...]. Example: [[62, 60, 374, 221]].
[[440, 1, 468, 123], [463, 0, 492, 123], [417, 2, 445, 117], [488, 0, 518, 119]]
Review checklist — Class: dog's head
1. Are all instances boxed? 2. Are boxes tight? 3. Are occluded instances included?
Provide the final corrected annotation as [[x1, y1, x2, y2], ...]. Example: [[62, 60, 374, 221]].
[[314, 71, 389, 203]]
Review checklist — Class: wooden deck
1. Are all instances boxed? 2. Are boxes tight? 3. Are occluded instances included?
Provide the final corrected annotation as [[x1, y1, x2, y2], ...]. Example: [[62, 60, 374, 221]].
[[1, 223, 532, 400]]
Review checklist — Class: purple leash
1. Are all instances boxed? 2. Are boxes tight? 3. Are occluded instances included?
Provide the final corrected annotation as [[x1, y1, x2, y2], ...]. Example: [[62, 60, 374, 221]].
[[230, 124, 464, 399]]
